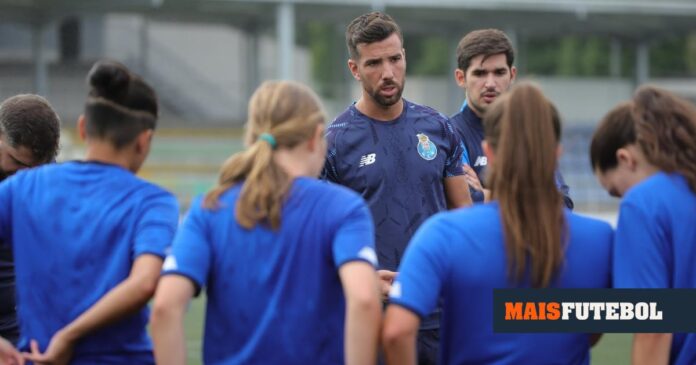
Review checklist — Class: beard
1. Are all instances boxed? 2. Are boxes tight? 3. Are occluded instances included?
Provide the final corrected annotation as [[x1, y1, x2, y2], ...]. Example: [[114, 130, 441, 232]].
[[366, 79, 405, 107]]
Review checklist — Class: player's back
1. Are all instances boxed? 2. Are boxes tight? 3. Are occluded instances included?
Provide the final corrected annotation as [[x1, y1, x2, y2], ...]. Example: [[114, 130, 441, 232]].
[[175, 177, 374, 365], [614, 172, 696, 365], [0, 161, 178, 364], [397, 203, 612, 365]]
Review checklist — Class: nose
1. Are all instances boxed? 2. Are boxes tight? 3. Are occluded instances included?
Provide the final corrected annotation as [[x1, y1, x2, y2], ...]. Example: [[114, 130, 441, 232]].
[[484, 73, 496, 88], [382, 63, 394, 80]]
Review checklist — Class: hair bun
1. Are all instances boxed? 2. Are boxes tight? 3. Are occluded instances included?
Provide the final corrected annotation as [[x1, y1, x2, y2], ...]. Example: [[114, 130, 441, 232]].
[[87, 60, 130, 102]]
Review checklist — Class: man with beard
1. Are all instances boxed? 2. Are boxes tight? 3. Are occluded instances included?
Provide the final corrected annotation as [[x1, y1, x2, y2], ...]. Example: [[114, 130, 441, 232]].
[[0, 94, 60, 345], [451, 29, 573, 208], [322, 11, 471, 365]]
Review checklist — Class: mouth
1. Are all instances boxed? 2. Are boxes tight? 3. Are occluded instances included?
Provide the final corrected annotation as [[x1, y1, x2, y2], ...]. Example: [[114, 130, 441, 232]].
[[481, 92, 499, 103], [379, 84, 398, 97]]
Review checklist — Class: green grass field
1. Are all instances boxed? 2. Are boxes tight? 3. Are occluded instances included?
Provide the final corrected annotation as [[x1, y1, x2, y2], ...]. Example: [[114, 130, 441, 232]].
[[180, 296, 631, 364]]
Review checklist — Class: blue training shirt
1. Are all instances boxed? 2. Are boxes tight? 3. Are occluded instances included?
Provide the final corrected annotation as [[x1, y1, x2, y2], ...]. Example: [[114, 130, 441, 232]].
[[322, 100, 464, 273], [0, 161, 179, 365], [613, 172, 696, 365], [450, 105, 574, 209], [162, 177, 377, 365], [390, 202, 612, 365]]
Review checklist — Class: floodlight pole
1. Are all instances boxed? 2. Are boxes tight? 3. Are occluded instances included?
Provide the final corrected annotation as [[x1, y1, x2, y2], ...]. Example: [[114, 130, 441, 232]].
[[32, 18, 49, 97], [277, 0, 295, 80]]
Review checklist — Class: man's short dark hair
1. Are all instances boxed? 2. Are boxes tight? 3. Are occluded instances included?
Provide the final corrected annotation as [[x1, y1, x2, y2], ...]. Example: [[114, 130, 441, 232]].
[[456, 29, 514, 72], [345, 11, 403, 60], [0, 94, 61, 163]]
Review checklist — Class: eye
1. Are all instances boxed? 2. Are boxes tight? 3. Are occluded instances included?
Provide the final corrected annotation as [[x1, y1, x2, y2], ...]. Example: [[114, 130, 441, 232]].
[[472, 70, 485, 77], [390, 55, 402, 62], [495, 69, 508, 76]]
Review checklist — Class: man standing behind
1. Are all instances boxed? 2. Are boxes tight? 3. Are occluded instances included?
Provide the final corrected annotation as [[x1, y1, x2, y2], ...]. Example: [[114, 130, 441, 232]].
[[451, 29, 573, 208], [323, 11, 471, 365], [0, 94, 61, 344]]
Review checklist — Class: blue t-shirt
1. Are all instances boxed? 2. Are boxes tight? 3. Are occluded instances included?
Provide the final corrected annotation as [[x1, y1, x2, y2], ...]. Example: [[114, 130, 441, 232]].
[[0, 161, 179, 364], [323, 100, 464, 272], [450, 106, 574, 209], [390, 203, 612, 365], [614, 172, 696, 365], [163, 177, 377, 365]]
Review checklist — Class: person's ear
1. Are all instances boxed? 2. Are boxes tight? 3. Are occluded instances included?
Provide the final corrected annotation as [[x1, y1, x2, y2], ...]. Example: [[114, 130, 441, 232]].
[[135, 129, 154, 154], [510, 66, 517, 83], [616, 147, 637, 170], [77, 115, 87, 141], [348, 59, 360, 81], [307, 124, 325, 152], [454, 68, 466, 88]]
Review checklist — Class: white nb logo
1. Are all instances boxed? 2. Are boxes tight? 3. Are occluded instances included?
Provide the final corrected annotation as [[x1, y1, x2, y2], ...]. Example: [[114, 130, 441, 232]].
[[474, 156, 488, 167], [359, 153, 376, 167]]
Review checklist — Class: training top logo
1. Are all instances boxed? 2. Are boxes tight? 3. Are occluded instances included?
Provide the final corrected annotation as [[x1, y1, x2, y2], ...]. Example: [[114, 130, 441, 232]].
[[162, 255, 178, 271], [416, 133, 437, 161], [474, 156, 487, 167], [358, 246, 378, 266], [359, 153, 376, 167]]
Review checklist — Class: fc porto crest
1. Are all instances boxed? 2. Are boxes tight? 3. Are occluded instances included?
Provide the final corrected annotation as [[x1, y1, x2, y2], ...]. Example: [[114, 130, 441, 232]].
[[416, 133, 437, 161]]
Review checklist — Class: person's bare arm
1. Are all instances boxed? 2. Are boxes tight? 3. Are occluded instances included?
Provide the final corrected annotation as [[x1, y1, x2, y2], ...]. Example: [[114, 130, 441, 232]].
[[150, 275, 196, 365], [632, 333, 672, 365], [340, 261, 382, 365], [382, 305, 420, 365], [444, 175, 473, 209]]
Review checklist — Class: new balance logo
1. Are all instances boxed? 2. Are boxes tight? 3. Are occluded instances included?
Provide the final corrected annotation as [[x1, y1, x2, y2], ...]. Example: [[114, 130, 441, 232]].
[[359, 153, 376, 167], [474, 156, 488, 167]]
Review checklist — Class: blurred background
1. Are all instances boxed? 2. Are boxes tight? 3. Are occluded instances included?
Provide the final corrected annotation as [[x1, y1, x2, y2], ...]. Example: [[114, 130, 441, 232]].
[[2, 0, 695, 363]]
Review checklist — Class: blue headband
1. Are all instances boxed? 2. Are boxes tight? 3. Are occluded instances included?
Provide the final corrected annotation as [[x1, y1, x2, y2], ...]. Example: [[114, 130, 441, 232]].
[[258, 133, 277, 149]]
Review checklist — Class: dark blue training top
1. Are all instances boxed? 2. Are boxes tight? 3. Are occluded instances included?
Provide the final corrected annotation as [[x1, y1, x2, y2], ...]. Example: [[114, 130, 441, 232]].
[[450, 106, 574, 208], [391, 203, 612, 365], [614, 172, 696, 365], [163, 178, 377, 365], [0, 161, 179, 365], [323, 100, 464, 273]]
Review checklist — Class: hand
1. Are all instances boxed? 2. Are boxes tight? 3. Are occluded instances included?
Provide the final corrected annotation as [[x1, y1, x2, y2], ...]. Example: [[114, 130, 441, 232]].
[[0, 337, 23, 365], [22, 331, 75, 365], [463, 164, 483, 192], [377, 270, 397, 301]]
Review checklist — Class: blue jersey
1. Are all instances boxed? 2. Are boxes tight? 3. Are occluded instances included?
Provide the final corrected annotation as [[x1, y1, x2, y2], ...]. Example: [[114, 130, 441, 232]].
[[614, 172, 696, 365], [323, 100, 464, 272], [390, 203, 612, 365], [162, 177, 377, 365], [450, 106, 574, 209], [0, 161, 179, 364]]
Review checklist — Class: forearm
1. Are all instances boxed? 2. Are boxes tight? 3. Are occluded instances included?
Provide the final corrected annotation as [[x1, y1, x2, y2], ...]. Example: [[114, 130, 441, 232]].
[[60, 274, 157, 342], [151, 305, 187, 365], [632, 333, 672, 365], [344, 299, 381, 365], [383, 331, 416, 365]]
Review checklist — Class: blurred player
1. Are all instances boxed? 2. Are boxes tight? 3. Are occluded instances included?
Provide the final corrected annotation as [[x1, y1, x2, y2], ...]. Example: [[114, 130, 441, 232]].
[[450, 29, 573, 208], [150, 81, 381, 365], [0, 94, 60, 345], [383, 83, 612, 365], [591, 85, 696, 365], [323, 12, 471, 364], [0, 60, 179, 365]]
